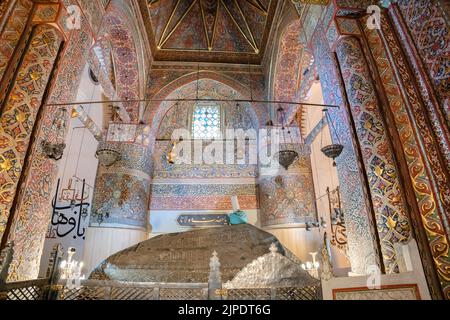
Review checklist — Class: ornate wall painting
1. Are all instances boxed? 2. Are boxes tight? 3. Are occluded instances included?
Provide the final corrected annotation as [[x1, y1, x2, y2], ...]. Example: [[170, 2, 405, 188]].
[[152, 95, 258, 180], [259, 170, 317, 227], [151, 195, 258, 211], [0, 0, 11, 21], [303, 4, 325, 43], [335, 17, 360, 36], [295, 50, 318, 131], [0, 0, 33, 101], [377, 12, 450, 229], [153, 141, 258, 179], [148, 77, 261, 140], [326, 20, 339, 48], [145, 70, 267, 129], [258, 139, 317, 228], [335, 35, 411, 274], [292, 0, 330, 5], [272, 17, 316, 125], [48, 16, 92, 105], [365, 14, 450, 299], [107, 123, 137, 142], [0, 0, 32, 75], [77, 0, 104, 35], [95, 3, 141, 122], [334, 0, 376, 11], [321, 1, 335, 30], [388, 1, 450, 170], [143, 0, 277, 64], [396, 0, 449, 128], [273, 20, 304, 104], [150, 184, 258, 211], [31, 2, 60, 25]]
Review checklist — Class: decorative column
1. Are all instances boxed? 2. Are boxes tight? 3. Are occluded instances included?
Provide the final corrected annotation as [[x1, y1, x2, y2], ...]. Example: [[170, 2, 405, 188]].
[[83, 124, 151, 273], [333, 32, 411, 273], [0, 0, 33, 106], [0, 0, 11, 22], [0, 2, 87, 281], [389, 0, 450, 136], [208, 251, 222, 300], [310, 28, 381, 275], [362, 8, 450, 299], [0, 23, 63, 243], [285, 0, 387, 276], [385, 0, 450, 171]]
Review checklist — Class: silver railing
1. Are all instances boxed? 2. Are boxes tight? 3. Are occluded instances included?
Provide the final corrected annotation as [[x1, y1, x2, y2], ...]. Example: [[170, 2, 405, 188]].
[[0, 243, 322, 300]]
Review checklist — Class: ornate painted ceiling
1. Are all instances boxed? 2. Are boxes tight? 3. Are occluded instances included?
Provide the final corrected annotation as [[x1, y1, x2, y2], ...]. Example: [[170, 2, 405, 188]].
[[142, 0, 278, 64]]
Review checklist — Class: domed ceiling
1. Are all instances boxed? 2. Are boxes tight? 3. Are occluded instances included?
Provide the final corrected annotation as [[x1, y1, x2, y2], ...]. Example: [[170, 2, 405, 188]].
[[141, 0, 278, 64]]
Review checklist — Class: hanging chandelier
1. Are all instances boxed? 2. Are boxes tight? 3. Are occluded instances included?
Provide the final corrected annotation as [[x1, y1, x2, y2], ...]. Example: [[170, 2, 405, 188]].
[[277, 149, 298, 170], [95, 141, 121, 166], [320, 109, 343, 166], [42, 107, 67, 161], [321, 144, 344, 166], [274, 106, 298, 170]]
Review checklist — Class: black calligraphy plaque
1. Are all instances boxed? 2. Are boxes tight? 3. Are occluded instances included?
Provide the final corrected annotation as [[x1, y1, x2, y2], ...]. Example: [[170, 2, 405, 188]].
[[176, 214, 229, 227]]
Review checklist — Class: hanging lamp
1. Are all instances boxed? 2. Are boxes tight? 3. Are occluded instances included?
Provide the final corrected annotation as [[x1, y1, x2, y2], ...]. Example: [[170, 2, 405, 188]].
[[274, 105, 298, 170], [320, 109, 343, 166], [95, 141, 121, 166], [42, 107, 67, 161]]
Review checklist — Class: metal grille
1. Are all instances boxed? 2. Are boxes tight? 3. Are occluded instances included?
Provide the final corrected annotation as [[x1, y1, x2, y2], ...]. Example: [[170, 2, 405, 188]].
[[6, 286, 42, 300], [61, 286, 107, 300], [192, 104, 221, 139], [110, 287, 157, 300], [225, 288, 272, 300], [0, 280, 321, 300], [160, 288, 208, 300], [276, 286, 322, 300]]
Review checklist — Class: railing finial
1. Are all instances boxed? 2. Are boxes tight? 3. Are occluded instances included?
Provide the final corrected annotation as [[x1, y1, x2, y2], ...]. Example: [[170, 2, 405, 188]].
[[208, 250, 222, 300], [320, 233, 334, 281]]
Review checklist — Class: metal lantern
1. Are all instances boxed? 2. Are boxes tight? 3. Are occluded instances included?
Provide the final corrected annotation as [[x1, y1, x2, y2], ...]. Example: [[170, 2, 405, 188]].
[[95, 142, 121, 166], [321, 144, 343, 167], [42, 108, 67, 161], [42, 141, 66, 161], [275, 106, 299, 170], [320, 109, 344, 166], [276, 150, 299, 170]]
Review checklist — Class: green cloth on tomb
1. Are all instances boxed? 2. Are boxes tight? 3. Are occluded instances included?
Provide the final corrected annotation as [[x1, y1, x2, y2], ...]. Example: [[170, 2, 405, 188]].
[[228, 210, 248, 225]]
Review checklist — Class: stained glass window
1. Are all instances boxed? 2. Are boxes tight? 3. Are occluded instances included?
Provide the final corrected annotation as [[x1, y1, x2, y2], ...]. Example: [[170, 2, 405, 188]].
[[192, 104, 221, 139]]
